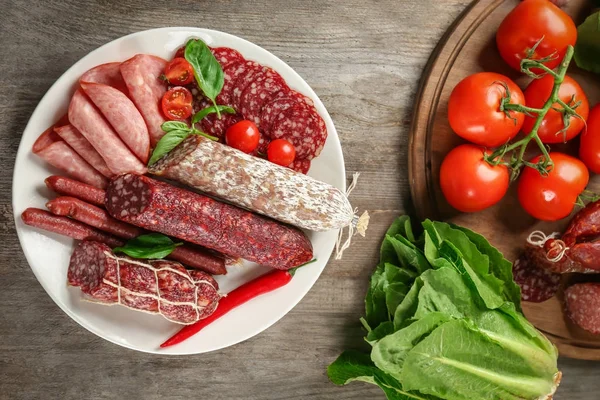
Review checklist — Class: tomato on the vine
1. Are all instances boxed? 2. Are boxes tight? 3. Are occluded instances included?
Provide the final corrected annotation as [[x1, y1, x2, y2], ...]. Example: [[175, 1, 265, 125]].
[[440, 144, 510, 213], [448, 72, 525, 147], [226, 120, 260, 153], [522, 74, 589, 144], [579, 104, 600, 174], [496, 0, 577, 72], [164, 57, 194, 85], [267, 139, 296, 166], [518, 152, 589, 221], [161, 86, 193, 120]]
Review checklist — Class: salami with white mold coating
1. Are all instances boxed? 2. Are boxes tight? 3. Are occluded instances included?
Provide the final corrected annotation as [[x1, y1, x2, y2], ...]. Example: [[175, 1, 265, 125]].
[[149, 135, 354, 232]]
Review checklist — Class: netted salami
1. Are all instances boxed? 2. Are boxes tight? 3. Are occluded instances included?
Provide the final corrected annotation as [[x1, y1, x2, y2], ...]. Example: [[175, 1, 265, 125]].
[[513, 247, 561, 303], [68, 241, 220, 324], [565, 283, 600, 334]]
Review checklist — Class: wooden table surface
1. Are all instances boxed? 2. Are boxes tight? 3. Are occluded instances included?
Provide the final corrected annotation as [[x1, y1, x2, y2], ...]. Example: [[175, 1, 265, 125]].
[[1, 0, 598, 398]]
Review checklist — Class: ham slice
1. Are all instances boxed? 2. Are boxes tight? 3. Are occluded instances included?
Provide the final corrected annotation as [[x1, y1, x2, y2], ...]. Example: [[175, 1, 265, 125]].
[[120, 55, 168, 147], [80, 62, 129, 95], [54, 124, 113, 177], [81, 82, 150, 163], [68, 89, 146, 175]]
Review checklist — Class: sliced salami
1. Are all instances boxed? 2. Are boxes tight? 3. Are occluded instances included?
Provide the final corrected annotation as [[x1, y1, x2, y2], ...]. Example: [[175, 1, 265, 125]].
[[54, 124, 113, 178], [79, 62, 129, 95], [201, 112, 243, 140], [216, 61, 247, 106], [240, 70, 287, 128], [81, 82, 150, 163], [231, 61, 263, 109], [211, 47, 244, 69], [269, 101, 322, 159], [288, 159, 311, 175], [260, 97, 300, 136], [68, 241, 220, 324], [513, 247, 561, 303], [565, 283, 600, 334]]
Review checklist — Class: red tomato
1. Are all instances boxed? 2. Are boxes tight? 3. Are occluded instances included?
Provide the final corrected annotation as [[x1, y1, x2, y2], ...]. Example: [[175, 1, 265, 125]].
[[226, 120, 260, 153], [518, 152, 589, 221], [580, 104, 600, 174], [164, 58, 194, 86], [522, 74, 589, 143], [267, 139, 296, 166], [440, 144, 510, 212], [448, 72, 525, 147], [161, 86, 193, 121], [174, 46, 185, 59], [496, 0, 577, 72]]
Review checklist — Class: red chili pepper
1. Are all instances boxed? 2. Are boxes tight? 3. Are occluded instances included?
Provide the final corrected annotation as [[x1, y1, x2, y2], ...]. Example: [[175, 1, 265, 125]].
[[160, 262, 314, 348]]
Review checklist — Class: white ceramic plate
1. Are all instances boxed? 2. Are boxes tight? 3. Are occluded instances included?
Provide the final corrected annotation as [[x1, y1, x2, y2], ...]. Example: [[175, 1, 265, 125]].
[[12, 27, 344, 354]]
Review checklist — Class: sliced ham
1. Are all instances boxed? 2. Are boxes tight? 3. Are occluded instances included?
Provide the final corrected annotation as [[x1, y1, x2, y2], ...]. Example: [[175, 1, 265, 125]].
[[68, 89, 147, 175], [54, 124, 113, 177], [80, 62, 129, 95], [32, 126, 108, 189], [120, 54, 168, 147], [81, 82, 150, 163]]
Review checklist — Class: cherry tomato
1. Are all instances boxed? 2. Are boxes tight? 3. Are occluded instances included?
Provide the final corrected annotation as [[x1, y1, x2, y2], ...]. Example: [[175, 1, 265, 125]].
[[174, 46, 185, 59], [496, 0, 577, 72], [164, 57, 194, 86], [580, 104, 600, 174], [448, 72, 525, 147], [440, 144, 510, 212], [226, 120, 260, 153], [518, 152, 589, 221], [522, 74, 589, 143], [161, 86, 193, 120], [267, 139, 296, 166]]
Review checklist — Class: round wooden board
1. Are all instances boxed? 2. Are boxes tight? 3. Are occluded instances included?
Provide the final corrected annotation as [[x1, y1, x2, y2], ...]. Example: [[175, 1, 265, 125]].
[[409, 0, 600, 360]]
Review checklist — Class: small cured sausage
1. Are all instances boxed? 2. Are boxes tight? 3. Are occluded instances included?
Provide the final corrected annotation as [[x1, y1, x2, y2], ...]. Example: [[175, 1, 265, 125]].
[[512, 248, 561, 302], [79, 62, 129, 95], [149, 135, 355, 232], [120, 54, 168, 146], [105, 174, 313, 270], [54, 124, 113, 177], [45, 176, 106, 206], [81, 82, 150, 163], [565, 283, 600, 334], [32, 126, 108, 189], [68, 241, 220, 324], [68, 89, 147, 175], [46, 195, 227, 275], [21, 208, 123, 247]]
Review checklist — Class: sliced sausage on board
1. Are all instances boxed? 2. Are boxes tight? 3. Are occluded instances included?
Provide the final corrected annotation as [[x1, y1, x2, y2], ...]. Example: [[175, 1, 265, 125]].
[[79, 62, 129, 95], [68, 241, 220, 324], [120, 54, 168, 146], [68, 89, 147, 175], [512, 247, 561, 303], [45, 175, 106, 207], [81, 82, 150, 163], [54, 124, 113, 177], [565, 283, 600, 335], [105, 173, 313, 270]]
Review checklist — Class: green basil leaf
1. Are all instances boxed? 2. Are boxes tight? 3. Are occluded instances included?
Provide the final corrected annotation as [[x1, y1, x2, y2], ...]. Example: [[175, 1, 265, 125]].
[[185, 39, 224, 114], [574, 11, 600, 74], [191, 105, 236, 125], [190, 128, 219, 142], [161, 121, 190, 132], [127, 233, 176, 247], [113, 233, 183, 259], [148, 129, 191, 166]]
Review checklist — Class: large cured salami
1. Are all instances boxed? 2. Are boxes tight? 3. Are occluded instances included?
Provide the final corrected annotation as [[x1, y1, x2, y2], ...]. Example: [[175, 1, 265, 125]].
[[149, 135, 355, 232], [105, 174, 313, 270], [68, 241, 220, 324]]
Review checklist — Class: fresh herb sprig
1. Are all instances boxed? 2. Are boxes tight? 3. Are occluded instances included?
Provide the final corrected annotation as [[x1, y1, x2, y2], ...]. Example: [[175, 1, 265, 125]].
[[113, 233, 182, 259]]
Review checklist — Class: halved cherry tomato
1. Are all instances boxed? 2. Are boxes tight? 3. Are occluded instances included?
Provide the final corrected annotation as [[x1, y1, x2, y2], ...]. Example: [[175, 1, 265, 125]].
[[579, 104, 600, 174], [518, 152, 589, 221], [522, 74, 589, 144], [164, 57, 194, 86], [161, 86, 193, 121], [448, 72, 525, 147], [440, 144, 510, 212], [496, 0, 577, 72], [226, 120, 260, 153], [267, 139, 296, 166]]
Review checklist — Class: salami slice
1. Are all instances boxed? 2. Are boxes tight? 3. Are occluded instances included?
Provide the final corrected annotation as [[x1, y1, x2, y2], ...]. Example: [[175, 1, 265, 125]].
[[68, 241, 220, 324], [289, 158, 311, 175], [80, 62, 129, 95], [81, 82, 150, 163], [240, 70, 287, 128], [120, 54, 168, 146], [201, 112, 243, 139], [68, 89, 147, 175], [231, 61, 263, 110], [260, 97, 300, 135], [54, 124, 113, 177], [513, 247, 561, 303], [216, 61, 247, 106], [211, 47, 244, 69], [269, 101, 322, 160], [565, 283, 600, 334], [105, 174, 313, 270]]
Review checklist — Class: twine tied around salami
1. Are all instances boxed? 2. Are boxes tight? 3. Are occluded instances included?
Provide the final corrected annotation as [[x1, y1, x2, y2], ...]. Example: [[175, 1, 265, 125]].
[[527, 230, 569, 262]]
